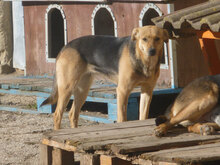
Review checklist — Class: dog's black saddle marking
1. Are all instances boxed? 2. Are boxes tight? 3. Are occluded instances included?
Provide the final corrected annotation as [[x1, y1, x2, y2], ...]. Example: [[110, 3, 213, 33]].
[[67, 35, 131, 75]]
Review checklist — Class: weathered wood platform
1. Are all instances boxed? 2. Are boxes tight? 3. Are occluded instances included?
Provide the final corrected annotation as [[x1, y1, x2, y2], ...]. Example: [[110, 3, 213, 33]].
[[0, 76, 181, 123], [40, 119, 220, 165]]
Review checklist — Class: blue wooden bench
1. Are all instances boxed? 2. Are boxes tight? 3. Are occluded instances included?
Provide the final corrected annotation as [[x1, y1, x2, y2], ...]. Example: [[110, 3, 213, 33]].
[[0, 81, 181, 123]]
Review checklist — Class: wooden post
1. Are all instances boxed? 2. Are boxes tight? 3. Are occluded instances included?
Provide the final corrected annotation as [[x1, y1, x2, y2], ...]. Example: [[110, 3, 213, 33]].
[[80, 153, 100, 165], [40, 144, 53, 165], [100, 155, 131, 165], [52, 148, 74, 165]]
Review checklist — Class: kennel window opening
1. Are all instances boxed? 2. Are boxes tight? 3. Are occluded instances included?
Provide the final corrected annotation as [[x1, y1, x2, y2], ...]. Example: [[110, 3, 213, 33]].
[[45, 4, 67, 63], [91, 5, 117, 36]]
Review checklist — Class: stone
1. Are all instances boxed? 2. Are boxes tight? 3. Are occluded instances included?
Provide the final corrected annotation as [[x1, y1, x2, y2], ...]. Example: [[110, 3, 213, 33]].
[[0, 2, 13, 74]]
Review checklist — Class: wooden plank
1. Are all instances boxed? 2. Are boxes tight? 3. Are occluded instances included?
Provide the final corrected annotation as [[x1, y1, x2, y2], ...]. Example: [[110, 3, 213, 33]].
[[100, 155, 131, 165], [44, 122, 219, 156], [37, 97, 55, 113], [80, 153, 100, 165], [52, 148, 74, 165], [18, 0, 107, 2], [140, 142, 220, 164], [107, 102, 117, 121], [68, 124, 156, 151], [43, 125, 155, 151], [42, 120, 156, 151], [79, 129, 189, 152], [42, 139, 77, 152], [43, 122, 154, 142], [39, 144, 52, 165], [111, 133, 220, 154], [0, 89, 50, 97], [43, 119, 155, 138], [19, 85, 32, 91], [134, 159, 179, 165], [1, 84, 10, 89], [0, 83, 52, 93], [0, 106, 39, 114], [80, 114, 114, 123], [77, 133, 153, 152]]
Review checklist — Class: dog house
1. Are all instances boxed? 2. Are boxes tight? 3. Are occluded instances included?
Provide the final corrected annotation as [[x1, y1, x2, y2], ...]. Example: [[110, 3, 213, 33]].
[[15, 0, 209, 88], [19, 0, 176, 88]]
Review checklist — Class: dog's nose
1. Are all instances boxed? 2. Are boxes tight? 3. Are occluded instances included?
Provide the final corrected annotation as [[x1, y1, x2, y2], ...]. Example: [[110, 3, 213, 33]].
[[148, 48, 156, 56]]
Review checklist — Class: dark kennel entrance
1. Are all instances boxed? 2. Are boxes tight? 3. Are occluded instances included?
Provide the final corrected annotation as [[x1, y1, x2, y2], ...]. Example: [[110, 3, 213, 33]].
[[48, 8, 65, 59], [94, 8, 115, 36]]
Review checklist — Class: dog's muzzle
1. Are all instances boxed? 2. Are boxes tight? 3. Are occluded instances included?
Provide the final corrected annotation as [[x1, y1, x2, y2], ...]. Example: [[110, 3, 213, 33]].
[[148, 48, 156, 56]]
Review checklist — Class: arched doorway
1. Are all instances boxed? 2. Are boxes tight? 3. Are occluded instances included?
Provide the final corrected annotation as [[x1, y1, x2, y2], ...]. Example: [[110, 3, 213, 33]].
[[45, 5, 67, 62], [142, 8, 160, 26], [48, 8, 64, 58], [91, 5, 117, 36]]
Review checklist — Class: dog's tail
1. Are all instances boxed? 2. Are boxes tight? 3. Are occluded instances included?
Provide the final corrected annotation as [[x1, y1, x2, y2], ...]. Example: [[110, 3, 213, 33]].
[[40, 75, 58, 107]]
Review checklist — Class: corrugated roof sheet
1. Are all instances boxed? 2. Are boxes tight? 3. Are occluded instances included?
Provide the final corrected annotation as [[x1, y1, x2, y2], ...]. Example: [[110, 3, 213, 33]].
[[152, 0, 220, 37], [6, 0, 173, 2]]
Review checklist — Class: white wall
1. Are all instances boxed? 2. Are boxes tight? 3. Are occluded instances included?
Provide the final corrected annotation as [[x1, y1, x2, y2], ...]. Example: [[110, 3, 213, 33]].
[[12, 2, 26, 70]]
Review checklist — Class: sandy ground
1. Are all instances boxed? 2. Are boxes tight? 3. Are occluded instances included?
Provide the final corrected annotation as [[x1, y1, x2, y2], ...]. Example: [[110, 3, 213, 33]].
[[0, 77, 103, 165], [0, 72, 109, 165], [0, 109, 101, 165]]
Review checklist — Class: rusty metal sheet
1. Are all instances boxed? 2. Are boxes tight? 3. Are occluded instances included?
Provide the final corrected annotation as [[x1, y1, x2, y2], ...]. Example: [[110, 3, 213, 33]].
[[152, 0, 220, 36]]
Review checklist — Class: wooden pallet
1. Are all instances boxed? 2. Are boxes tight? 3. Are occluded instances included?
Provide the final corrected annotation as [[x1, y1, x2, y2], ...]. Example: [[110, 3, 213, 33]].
[[40, 119, 220, 165], [0, 77, 181, 123]]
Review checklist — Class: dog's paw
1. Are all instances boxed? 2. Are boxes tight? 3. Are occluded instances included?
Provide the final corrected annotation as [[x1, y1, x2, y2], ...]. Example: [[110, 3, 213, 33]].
[[200, 125, 215, 135], [154, 126, 166, 137]]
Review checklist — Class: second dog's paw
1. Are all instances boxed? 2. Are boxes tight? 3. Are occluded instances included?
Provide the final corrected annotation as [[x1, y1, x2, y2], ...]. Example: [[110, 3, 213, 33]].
[[200, 125, 215, 135], [154, 126, 167, 137]]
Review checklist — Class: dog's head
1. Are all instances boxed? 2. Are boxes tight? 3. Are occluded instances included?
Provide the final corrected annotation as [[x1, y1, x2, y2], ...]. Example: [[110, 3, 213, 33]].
[[131, 26, 168, 61]]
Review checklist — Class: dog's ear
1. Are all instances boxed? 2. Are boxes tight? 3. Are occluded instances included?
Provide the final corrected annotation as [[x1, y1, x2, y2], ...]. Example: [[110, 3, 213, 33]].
[[131, 28, 139, 41], [163, 29, 169, 43]]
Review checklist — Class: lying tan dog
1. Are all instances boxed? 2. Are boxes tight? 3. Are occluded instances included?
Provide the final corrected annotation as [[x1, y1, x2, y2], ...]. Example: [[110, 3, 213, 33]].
[[41, 26, 168, 130], [155, 75, 220, 136]]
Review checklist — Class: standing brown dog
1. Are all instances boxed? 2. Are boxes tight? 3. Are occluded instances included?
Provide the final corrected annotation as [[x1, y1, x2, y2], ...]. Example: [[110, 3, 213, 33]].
[[155, 75, 220, 136], [41, 26, 168, 130]]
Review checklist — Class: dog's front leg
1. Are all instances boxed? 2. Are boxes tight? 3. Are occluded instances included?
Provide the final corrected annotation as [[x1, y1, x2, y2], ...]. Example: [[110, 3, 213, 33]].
[[139, 86, 153, 120], [117, 81, 134, 122], [117, 86, 129, 122]]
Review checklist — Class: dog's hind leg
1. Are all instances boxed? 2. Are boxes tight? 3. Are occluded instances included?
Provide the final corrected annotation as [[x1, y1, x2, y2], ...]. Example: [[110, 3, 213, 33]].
[[155, 92, 218, 136], [54, 48, 87, 130], [69, 73, 93, 128], [187, 123, 220, 135], [54, 86, 72, 130]]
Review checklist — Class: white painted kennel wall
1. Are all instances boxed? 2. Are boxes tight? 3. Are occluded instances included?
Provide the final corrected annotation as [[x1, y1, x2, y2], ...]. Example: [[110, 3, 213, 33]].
[[12, 2, 26, 71]]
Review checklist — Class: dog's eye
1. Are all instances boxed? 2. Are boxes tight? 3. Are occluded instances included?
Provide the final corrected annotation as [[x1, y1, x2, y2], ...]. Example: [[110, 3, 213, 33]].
[[142, 38, 147, 42], [155, 37, 160, 41]]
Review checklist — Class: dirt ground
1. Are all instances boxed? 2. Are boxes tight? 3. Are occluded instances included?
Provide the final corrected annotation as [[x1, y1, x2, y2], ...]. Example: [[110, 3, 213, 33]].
[[0, 72, 106, 165], [0, 109, 101, 165]]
